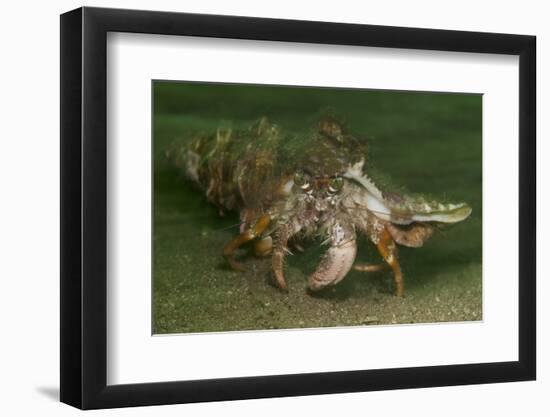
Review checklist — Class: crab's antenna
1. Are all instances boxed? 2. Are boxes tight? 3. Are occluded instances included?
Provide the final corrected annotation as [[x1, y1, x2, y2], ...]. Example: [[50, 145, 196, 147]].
[[216, 222, 247, 231]]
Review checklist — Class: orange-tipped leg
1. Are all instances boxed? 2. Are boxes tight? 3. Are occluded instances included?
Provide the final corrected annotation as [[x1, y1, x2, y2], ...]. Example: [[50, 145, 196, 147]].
[[223, 214, 270, 271], [375, 228, 404, 297], [254, 236, 273, 257]]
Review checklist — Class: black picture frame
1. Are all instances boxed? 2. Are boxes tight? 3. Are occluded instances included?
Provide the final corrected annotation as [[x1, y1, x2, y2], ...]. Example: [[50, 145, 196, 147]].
[[60, 6, 536, 410]]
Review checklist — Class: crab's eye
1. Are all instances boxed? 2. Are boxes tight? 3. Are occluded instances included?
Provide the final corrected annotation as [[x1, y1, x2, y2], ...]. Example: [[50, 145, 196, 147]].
[[294, 171, 312, 192], [294, 171, 307, 186], [328, 177, 344, 193]]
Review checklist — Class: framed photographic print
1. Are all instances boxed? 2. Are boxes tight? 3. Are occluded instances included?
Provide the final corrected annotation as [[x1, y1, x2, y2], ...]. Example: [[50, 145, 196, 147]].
[[60, 6, 536, 410]]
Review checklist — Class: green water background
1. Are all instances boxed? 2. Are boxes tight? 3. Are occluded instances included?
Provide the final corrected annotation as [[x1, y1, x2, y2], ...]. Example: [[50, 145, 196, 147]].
[[153, 81, 482, 333]]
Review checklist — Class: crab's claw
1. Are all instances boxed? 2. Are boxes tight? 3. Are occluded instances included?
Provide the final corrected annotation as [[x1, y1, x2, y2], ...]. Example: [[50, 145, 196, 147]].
[[308, 223, 357, 291], [343, 161, 472, 225], [409, 203, 472, 224]]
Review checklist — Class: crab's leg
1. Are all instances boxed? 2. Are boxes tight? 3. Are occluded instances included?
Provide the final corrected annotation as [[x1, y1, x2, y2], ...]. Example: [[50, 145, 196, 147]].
[[223, 214, 270, 271], [353, 263, 387, 272], [271, 219, 305, 291], [375, 227, 404, 297], [254, 236, 272, 257], [272, 225, 292, 291]]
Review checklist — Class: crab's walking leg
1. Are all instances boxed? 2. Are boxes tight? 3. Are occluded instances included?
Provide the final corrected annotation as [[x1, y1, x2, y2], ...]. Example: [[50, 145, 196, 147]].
[[353, 263, 387, 272], [254, 237, 272, 257], [375, 228, 404, 297], [223, 214, 270, 271], [271, 219, 305, 291], [272, 225, 292, 291]]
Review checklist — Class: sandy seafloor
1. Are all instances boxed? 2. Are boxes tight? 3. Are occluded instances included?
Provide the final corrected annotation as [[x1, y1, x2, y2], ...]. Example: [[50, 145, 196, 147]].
[[152, 82, 482, 334]]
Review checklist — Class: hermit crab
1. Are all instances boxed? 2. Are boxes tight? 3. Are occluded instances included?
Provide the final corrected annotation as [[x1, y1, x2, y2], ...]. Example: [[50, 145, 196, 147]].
[[168, 115, 472, 296]]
